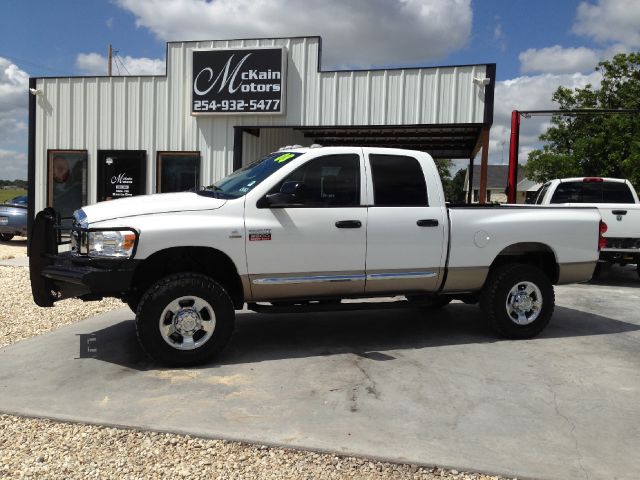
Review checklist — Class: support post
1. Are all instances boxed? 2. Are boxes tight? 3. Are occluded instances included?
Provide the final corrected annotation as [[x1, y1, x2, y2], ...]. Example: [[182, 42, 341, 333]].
[[478, 128, 490, 204], [466, 158, 474, 204], [232, 127, 244, 171], [507, 110, 520, 203]]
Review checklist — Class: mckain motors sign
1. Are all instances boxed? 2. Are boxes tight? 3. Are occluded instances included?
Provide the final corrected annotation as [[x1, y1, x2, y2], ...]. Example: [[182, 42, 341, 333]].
[[192, 47, 286, 115]]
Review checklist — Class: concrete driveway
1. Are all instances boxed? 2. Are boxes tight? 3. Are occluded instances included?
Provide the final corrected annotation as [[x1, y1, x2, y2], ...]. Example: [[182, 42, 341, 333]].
[[1, 266, 639, 480]]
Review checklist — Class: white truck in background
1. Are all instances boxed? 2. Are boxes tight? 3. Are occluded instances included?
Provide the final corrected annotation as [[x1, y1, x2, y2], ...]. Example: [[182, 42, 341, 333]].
[[534, 177, 640, 277], [30, 147, 604, 366]]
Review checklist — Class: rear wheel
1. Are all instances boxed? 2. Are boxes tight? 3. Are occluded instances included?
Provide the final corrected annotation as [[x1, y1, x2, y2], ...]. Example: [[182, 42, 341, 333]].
[[480, 264, 554, 339], [0, 233, 14, 242], [135, 273, 235, 366]]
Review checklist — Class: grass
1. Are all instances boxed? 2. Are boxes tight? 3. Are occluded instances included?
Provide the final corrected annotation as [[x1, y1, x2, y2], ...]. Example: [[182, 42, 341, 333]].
[[0, 189, 27, 204]]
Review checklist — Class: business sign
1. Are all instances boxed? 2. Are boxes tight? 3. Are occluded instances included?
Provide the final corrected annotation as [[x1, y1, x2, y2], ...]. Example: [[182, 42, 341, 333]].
[[192, 47, 286, 115]]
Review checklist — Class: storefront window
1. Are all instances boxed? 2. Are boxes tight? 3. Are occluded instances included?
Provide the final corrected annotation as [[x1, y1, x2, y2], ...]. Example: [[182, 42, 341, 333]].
[[97, 150, 147, 201], [47, 150, 88, 218], [156, 152, 201, 193]]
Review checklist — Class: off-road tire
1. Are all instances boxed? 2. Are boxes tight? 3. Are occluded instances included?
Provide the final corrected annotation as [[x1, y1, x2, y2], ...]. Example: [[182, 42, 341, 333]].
[[480, 263, 554, 339], [135, 272, 235, 366], [0, 233, 14, 242]]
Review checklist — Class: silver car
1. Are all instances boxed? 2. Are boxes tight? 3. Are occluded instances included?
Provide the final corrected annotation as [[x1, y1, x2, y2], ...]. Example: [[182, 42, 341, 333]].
[[0, 195, 28, 241]]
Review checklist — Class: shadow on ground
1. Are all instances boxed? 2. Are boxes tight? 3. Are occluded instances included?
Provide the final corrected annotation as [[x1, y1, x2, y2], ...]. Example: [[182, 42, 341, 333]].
[[0, 238, 27, 246], [588, 263, 639, 287], [83, 303, 640, 372]]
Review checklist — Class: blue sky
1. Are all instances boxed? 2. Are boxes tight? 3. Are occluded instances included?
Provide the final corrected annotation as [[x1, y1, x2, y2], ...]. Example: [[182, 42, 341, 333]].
[[1, 0, 638, 179]]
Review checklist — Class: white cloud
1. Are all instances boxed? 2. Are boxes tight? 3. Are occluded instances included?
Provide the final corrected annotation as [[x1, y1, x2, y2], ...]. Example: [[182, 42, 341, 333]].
[[76, 53, 165, 75], [493, 20, 506, 53], [115, 0, 473, 68], [0, 149, 27, 181], [490, 71, 602, 165], [519, 45, 600, 74], [0, 57, 28, 179], [573, 0, 640, 47], [0, 57, 28, 112]]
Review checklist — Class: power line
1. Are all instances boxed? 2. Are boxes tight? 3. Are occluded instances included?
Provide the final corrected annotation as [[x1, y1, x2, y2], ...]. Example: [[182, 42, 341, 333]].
[[114, 54, 131, 76]]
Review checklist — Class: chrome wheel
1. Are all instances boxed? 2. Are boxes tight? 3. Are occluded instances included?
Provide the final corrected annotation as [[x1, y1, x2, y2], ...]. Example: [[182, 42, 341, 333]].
[[159, 295, 216, 350], [505, 281, 542, 326]]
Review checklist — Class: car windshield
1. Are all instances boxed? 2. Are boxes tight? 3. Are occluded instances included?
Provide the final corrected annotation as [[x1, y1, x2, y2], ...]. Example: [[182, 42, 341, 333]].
[[197, 151, 303, 199]]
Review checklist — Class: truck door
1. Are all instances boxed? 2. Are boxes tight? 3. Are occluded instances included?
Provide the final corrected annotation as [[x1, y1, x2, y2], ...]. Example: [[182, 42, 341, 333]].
[[363, 150, 447, 294], [244, 151, 367, 300]]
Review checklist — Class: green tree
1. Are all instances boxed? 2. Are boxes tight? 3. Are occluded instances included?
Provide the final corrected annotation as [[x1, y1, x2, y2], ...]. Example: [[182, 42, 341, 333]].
[[526, 52, 640, 190], [434, 158, 453, 196], [443, 167, 467, 202]]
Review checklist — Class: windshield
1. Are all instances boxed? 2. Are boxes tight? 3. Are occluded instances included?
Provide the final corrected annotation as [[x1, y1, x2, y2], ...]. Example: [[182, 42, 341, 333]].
[[198, 151, 303, 199]]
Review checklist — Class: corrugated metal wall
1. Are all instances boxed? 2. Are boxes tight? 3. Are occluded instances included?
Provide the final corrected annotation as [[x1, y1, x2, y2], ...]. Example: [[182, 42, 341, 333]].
[[34, 36, 488, 211]]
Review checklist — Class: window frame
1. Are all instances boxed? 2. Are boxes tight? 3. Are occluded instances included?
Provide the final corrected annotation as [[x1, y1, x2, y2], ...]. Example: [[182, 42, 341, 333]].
[[262, 153, 363, 208], [368, 153, 429, 207], [156, 151, 201, 193], [46, 149, 88, 218]]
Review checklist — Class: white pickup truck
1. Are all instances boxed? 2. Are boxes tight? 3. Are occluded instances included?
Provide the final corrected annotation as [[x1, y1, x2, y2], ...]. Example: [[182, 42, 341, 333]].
[[30, 147, 603, 366], [534, 177, 640, 276]]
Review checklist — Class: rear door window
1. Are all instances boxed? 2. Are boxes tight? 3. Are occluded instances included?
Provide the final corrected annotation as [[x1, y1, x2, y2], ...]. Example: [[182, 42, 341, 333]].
[[369, 154, 428, 206]]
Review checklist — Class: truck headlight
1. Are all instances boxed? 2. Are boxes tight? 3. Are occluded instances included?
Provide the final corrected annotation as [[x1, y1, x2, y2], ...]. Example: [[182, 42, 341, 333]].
[[73, 229, 138, 258]]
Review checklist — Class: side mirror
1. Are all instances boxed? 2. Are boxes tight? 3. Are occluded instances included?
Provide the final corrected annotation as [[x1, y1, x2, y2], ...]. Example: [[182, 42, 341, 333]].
[[258, 181, 306, 208]]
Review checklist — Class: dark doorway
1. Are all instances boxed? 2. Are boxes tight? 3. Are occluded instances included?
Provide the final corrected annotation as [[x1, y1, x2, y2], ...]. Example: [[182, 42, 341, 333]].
[[97, 150, 146, 201]]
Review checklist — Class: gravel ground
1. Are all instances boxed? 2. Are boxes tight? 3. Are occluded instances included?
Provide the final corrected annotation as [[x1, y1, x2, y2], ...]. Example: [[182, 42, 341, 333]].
[[0, 265, 123, 348], [0, 256, 510, 480], [0, 415, 507, 480], [0, 238, 28, 260]]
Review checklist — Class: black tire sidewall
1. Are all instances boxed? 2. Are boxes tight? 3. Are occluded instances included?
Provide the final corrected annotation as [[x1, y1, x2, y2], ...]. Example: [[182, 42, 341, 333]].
[[0, 234, 14, 242], [483, 264, 554, 339], [136, 273, 235, 366]]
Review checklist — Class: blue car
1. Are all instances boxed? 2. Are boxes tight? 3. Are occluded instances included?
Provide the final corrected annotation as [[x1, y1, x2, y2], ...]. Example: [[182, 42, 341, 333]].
[[0, 195, 28, 241]]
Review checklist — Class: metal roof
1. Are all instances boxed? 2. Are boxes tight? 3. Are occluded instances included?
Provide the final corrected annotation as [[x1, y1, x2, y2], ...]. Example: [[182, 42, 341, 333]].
[[294, 124, 483, 159]]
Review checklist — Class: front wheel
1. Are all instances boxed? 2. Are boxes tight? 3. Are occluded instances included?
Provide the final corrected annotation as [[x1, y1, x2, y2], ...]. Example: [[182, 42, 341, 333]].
[[0, 233, 14, 242], [480, 264, 554, 339], [135, 273, 235, 366]]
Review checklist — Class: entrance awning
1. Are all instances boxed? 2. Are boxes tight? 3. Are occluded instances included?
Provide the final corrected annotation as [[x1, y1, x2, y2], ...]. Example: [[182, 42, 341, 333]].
[[294, 124, 484, 159]]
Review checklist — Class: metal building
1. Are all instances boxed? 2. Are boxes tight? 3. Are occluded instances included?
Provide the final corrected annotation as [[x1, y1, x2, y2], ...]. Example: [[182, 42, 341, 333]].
[[27, 36, 495, 225]]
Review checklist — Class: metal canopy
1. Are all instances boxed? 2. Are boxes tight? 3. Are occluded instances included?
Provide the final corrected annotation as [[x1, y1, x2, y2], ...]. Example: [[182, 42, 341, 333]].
[[294, 124, 484, 159]]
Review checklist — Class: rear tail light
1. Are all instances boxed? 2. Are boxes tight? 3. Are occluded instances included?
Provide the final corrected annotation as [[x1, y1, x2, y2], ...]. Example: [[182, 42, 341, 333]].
[[599, 220, 608, 250], [583, 177, 604, 183]]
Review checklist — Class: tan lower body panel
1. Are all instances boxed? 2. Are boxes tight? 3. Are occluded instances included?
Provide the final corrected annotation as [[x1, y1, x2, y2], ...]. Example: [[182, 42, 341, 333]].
[[442, 266, 489, 292], [557, 261, 596, 284]]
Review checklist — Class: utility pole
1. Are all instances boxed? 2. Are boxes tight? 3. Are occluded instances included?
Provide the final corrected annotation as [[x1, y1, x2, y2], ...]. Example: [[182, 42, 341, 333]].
[[107, 44, 113, 76]]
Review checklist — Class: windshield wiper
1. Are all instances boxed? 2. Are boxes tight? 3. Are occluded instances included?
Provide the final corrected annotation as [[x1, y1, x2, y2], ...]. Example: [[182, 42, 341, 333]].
[[197, 185, 224, 198]]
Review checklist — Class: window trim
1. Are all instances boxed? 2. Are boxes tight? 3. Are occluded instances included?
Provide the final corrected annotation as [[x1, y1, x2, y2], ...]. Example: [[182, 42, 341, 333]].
[[368, 153, 429, 207], [156, 151, 201, 193]]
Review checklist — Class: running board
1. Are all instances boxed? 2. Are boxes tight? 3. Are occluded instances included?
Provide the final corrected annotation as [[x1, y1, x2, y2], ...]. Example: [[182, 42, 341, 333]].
[[247, 299, 425, 314]]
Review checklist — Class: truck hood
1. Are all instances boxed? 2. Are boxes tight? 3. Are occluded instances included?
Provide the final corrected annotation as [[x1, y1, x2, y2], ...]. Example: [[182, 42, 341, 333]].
[[79, 192, 226, 225]]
